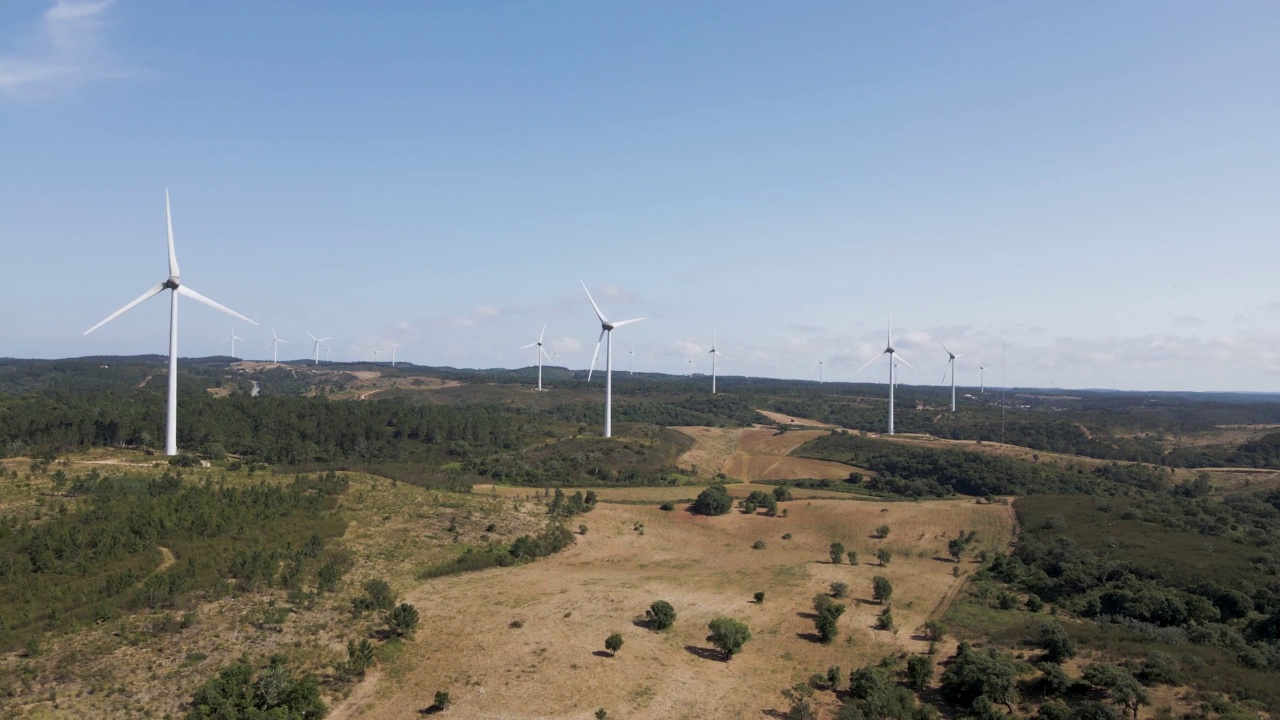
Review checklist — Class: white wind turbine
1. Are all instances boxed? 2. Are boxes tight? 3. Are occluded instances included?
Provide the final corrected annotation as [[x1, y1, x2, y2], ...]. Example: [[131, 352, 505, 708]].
[[582, 281, 644, 438], [325, 347, 333, 363], [373, 348, 380, 363], [266, 327, 289, 363], [520, 323, 552, 390], [938, 340, 972, 412], [83, 190, 257, 456], [306, 331, 331, 366], [389, 342, 402, 367], [857, 313, 917, 435], [813, 355, 825, 383], [697, 332, 728, 394], [687, 358, 694, 376], [628, 346, 635, 375], [222, 323, 242, 359], [979, 362, 985, 394]]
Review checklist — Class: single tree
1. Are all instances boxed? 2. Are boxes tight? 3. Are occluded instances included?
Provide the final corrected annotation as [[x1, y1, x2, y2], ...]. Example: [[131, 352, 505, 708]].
[[876, 524, 890, 538], [922, 620, 947, 642], [876, 548, 891, 566], [872, 576, 893, 604], [1038, 620, 1076, 663], [876, 607, 895, 631], [646, 600, 676, 630], [947, 537, 965, 562], [815, 602, 846, 643], [433, 691, 451, 711], [829, 541, 846, 565], [830, 581, 849, 599], [754, 591, 765, 604], [692, 485, 733, 516], [605, 632, 624, 656], [1083, 663, 1148, 719], [706, 617, 752, 659], [905, 655, 933, 690], [847, 550, 858, 565]]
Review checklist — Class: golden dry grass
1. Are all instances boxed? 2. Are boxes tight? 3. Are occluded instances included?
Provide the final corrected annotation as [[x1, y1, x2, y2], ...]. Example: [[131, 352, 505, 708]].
[[330, 497, 1015, 720], [755, 409, 836, 428], [671, 426, 741, 478], [724, 429, 856, 482]]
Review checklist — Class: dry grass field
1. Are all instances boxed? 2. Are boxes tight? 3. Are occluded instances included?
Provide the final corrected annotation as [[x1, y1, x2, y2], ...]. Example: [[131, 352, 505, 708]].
[[673, 426, 855, 482], [330, 497, 1015, 720]]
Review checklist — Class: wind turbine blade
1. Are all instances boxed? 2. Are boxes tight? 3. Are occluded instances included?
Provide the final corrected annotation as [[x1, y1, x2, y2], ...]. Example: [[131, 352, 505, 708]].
[[887, 311, 893, 347], [894, 352, 918, 372], [318, 337, 332, 342], [581, 281, 608, 324], [857, 352, 886, 373], [938, 339, 951, 356], [587, 329, 604, 382], [520, 342, 537, 350], [176, 285, 258, 325], [956, 352, 974, 358], [539, 322, 546, 344], [83, 282, 167, 335], [714, 350, 728, 360], [166, 189, 179, 278], [697, 350, 712, 363], [611, 317, 645, 329], [541, 346, 553, 361], [307, 331, 318, 342], [278, 338, 289, 344]]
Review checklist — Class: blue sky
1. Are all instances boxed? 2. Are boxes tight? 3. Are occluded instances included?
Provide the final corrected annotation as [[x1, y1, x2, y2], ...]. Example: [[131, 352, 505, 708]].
[[2, 1, 1278, 391]]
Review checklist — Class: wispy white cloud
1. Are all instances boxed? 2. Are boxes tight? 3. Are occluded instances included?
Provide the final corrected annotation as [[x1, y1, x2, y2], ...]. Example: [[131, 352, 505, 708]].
[[0, 0, 128, 95], [1172, 314, 1203, 326]]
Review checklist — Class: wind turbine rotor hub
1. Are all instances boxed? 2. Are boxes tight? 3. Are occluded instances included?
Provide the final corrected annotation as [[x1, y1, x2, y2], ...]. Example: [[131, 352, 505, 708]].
[[164, 278, 180, 290]]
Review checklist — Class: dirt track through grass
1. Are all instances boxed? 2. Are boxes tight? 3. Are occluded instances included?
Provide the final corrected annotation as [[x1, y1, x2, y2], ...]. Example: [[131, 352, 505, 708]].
[[331, 497, 1014, 720]]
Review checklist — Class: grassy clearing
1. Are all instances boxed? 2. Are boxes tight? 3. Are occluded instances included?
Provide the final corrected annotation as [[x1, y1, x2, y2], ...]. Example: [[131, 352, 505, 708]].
[[330, 497, 1015, 719]]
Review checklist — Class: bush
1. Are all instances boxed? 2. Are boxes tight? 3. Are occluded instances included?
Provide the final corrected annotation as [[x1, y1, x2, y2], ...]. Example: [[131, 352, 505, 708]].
[[754, 591, 765, 604], [659, 502, 675, 511], [646, 600, 676, 630], [707, 617, 751, 658], [876, 524, 890, 538], [847, 550, 858, 565], [605, 632, 623, 656], [816, 602, 846, 643], [433, 691, 451, 711], [1038, 620, 1075, 663], [876, 607, 895, 631], [752, 540, 766, 550], [354, 578, 396, 613], [905, 655, 933, 690], [876, 548, 891, 566], [923, 620, 947, 641], [187, 656, 325, 720], [782, 533, 793, 540], [386, 603, 419, 638], [692, 485, 733, 516], [831, 581, 849, 599]]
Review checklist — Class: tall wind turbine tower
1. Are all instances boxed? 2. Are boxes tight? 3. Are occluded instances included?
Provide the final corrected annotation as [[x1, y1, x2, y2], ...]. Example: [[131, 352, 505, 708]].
[[582, 281, 644, 438], [306, 331, 332, 366], [687, 359, 694, 376], [857, 313, 917, 435], [83, 190, 257, 456], [267, 327, 288, 363], [699, 333, 728, 394], [222, 323, 242, 359], [938, 340, 971, 412], [979, 363, 985, 394], [325, 347, 333, 363], [389, 342, 402, 367], [814, 356, 825, 383], [373, 348, 380, 364], [519, 323, 552, 391], [628, 347, 635, 375]]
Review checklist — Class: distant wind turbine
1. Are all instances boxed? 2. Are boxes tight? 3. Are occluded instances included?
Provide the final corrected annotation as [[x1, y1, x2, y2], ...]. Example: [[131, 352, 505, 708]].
[[857, 313, 917, 435], [223, 323, 242, 360], [698, 333, 728, 394], [938, 340, 972, 412], [979, 362, 985, 394], [687, 358, 694, 376], [373, 348, 380, 363], [306, 331, 331, 366], [325, 347, 333, 363], [628, 346, 635, 375], [266, 327, 288, 363], [83, 190, 257, 456], [814, 355, 825, 383], [389, 342, 402, 367], [519, 323, 552, 391], [582, 281, 644, 438]]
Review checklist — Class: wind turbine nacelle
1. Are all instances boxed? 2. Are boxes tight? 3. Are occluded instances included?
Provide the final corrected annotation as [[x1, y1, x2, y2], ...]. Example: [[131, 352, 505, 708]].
[[164, 278, 180, 290]]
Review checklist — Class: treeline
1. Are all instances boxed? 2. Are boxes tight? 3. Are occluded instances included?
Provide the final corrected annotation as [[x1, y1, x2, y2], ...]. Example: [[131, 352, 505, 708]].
[[464, 425, 693, 487], [0, 390, 522, 464], [0, 470, 349, 650], [994, 493, 1280, 682], [794, 432, 1175, 498]]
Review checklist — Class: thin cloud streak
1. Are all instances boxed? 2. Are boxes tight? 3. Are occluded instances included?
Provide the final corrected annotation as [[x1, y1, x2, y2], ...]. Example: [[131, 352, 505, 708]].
[[0, 0, 128, 95]]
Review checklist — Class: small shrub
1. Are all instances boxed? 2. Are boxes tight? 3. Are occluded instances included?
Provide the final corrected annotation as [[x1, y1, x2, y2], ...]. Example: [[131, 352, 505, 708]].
[[659, 502, 675, 511], [752, 540, 766, 550], [830, 581, 849, 599], [876, 524, 890, 538], [754, 591, 765, 604], [847, 551, 858, 565], [782, 533, 792, 540], [386, 603, 420, 638], [876, 607, 895, 631], [605, 632, 623, 656], [829, 541, 846, 564], [434, 691, 451, 711]]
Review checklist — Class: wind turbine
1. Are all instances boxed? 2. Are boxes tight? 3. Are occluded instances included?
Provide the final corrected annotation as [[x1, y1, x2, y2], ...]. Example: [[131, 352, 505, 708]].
[[222, 323, 242, 359], [979, 362, 985, 394], [266, 327, 288, 363], [813, 355, 825, 383], [582, 281, 644, 438], [697, 333, 728, 394], [389, 342, 402, 367], [687, 358, 694, 376], [83, 190, 257, 456], [857, 313, 917, 435], [373, 348, 380, 363], [325, 347, 333, 363], [628, 346, 635, 375], [938, 340, 972, 412], [306, 331, 331, 366], [519, 323, 552, 391]]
